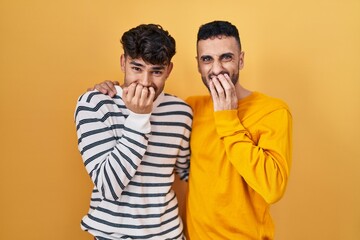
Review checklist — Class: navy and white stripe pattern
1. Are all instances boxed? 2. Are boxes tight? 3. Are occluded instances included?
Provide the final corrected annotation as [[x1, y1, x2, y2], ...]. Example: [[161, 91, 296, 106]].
[[75, 86, 192, 239]]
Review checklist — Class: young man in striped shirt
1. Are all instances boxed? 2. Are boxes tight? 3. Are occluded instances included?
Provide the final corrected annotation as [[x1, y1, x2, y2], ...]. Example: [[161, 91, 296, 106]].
[[74, 24, 192, 240]]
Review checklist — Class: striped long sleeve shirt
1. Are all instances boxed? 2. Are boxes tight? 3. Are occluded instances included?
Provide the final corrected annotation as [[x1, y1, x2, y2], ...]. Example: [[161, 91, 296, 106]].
[[74, 86, 192, 240]]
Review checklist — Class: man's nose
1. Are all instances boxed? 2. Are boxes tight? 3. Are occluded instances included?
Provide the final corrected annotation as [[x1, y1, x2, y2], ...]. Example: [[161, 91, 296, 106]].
[[210, 60, 224, 76], [139, 72, 152, 87]]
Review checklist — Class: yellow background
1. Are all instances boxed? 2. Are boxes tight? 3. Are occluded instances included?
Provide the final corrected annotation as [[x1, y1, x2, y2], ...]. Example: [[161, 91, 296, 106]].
[[1, 0, 359, 239]]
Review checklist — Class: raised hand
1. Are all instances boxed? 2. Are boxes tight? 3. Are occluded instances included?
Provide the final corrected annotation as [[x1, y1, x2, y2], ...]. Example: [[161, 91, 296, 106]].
[[122, 83, 155, 114], [209, 74, 238, 111], [88, 80, 120, 97]]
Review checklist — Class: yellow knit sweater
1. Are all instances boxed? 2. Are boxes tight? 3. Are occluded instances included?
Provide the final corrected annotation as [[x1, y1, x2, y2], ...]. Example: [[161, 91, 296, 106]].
[[185, 92, 292, 240]]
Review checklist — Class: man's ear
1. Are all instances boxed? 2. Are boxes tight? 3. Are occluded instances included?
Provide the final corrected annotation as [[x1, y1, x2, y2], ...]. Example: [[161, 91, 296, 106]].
[[196, 56, 201, 73], [239, 51, 245, 70], [120, 54, 125, 72], [166, 62, 173, 78]]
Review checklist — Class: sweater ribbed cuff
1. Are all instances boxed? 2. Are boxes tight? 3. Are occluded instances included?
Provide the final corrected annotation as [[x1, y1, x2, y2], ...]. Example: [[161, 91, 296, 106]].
[[125, 112, 151, 134]]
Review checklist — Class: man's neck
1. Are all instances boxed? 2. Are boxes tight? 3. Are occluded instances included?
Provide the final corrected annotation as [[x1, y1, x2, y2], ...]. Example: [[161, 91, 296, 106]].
[[235, 83, 252, 100]]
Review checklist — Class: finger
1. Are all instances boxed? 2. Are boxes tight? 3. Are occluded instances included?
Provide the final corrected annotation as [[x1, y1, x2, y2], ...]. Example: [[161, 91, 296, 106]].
[[223, 73, 232, 82], [211, 77, 225, 99], [147, 87, 156, 103], [133, 84, 144, 100], [104, 80, 117, 91], [139, 86, 149, 104], [93, 81, 113, 96], [217, 74, 234, 98], [209, 79, 219, 100], [217, 74, 232, 88], [122, 87, 128, 98], [104, 80, 118, 97], [209, 80, 222, 111], [94, 84, 109, 94], [126, 83, 137, 100]]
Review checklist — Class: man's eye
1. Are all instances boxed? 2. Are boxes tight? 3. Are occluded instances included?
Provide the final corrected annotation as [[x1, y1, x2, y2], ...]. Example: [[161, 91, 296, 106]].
[[132, 67, 141, 71], [153, 71, 163, 76], [201, 57, 212, 63], [222, 55, 232, 61]]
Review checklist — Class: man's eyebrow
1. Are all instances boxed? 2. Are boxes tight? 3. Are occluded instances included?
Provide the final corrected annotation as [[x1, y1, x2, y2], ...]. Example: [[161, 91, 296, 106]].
[[220, 52, 234, 58], [151, 66, 165, 71], [130, 61, 145, 67], [130, 60, 165, 70], [200, 55, 213, 60]]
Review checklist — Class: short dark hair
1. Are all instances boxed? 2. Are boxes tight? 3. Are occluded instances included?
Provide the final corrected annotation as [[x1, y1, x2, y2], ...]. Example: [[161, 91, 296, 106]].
[[121, 24, 176, 65], [197, 20, 241, 50]]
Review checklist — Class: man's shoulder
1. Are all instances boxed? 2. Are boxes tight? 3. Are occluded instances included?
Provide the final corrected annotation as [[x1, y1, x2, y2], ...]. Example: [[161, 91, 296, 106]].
[[185, 95, 210, 108], [77, 90, 120, 105], [256, 92, 290, 111], [248, 92, 291, 116], [74, 90, 123, 120], [162, 93, 192, 109]]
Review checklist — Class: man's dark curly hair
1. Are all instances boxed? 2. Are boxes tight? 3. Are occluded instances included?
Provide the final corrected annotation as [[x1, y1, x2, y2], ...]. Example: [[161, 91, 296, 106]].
[[197, 20, 241, 50], [121, 24, 176, 65]]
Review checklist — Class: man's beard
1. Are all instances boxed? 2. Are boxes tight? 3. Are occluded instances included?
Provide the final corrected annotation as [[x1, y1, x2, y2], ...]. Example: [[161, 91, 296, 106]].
[[201, 72, 239, 90]]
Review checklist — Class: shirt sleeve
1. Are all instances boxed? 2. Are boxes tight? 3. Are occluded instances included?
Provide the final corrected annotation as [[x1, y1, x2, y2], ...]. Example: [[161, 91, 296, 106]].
[[214, 108, 292, 203], [75, 96, 151, 200], [174, 117, 192, 182]]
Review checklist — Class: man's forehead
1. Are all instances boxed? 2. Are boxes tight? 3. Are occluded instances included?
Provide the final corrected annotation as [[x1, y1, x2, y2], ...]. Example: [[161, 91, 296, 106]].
[[197, 36, 239, 55], [127, 57, 167, 68]]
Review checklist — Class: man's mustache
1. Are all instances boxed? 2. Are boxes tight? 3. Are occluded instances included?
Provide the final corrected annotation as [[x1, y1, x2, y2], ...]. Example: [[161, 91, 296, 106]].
[[208, 71, 230, 79]]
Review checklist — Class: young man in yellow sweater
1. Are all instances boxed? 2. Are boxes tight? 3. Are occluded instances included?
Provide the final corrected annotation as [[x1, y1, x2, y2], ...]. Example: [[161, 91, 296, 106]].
[[185, 20, 292, 240], [89, 20, 292, 240]]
